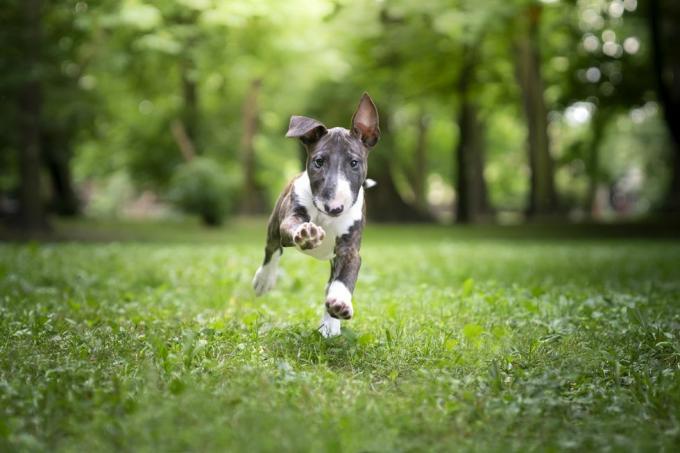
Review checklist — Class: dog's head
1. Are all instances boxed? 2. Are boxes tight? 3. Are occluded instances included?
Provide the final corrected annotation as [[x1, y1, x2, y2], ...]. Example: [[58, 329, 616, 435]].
[[286, 93, 380, 217]]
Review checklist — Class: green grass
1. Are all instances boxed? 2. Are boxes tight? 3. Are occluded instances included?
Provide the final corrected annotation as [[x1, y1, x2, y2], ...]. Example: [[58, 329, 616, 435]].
[[1, 220, 680, 451]]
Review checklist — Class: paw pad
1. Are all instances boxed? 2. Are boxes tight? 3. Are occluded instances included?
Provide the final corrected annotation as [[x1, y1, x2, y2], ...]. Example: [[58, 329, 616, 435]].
[[325, 298, 353, 320], [294, 222, 325, 250]]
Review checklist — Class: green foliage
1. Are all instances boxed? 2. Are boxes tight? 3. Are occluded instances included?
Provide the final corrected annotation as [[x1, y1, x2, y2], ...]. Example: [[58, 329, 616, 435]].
[[1, 0, 675, 221], [1, 222, 680, 450], [168, 158, 241, 225]]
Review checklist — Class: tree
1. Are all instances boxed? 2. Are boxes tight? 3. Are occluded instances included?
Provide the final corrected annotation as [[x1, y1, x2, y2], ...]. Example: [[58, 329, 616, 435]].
[[2, 0, 97, 228], [455, 44, 490, 223], [42, 127, 80, 216], [3, 0, 668, 227], [649, 0, 680, 213], [555, 0, 656, 216], [412, 112, 430, 210], [309, 2, 435, 222], [514, 3, 558, 217], [240, 78, 267, 214], [17, 0, 48, 231]]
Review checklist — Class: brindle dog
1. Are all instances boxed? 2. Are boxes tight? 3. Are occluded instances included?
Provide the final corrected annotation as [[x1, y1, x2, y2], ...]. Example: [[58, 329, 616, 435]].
[[252, 93, 380, 337]]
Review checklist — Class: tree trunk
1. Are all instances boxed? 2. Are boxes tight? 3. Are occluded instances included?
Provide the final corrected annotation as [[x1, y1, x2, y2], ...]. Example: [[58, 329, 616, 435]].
[[43, 138, 80, 216], [365, 112, 433, 222], [365, 156, 431, 222], [471, 114, 489, 217], [180, 48, 199, 147], [515, 4, 558, 217], [667, 140, 680, 213], [240, 79, 267, 214], [650, 0, 680, 213], [455, 102, 472, 224], [455, 45, 490, 224], [18, 0, 47, 232], [170, 120, 196, 161], [586, 112, 606, 217], [42, 130, 79, 216], [455, 100, 489, 223], [412, 113, 429, 210]]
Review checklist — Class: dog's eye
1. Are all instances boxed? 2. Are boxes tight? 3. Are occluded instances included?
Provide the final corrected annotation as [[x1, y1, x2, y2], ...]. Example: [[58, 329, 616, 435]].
[[313, 158, 324, 168], [350, 159, 359, 168]]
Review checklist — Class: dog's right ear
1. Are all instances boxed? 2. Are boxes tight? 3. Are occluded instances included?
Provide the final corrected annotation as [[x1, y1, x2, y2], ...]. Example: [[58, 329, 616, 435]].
[[286, 116, 328, 145]]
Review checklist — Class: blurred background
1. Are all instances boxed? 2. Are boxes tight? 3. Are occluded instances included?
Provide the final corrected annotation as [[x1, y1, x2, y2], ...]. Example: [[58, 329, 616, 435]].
[[1, 0, 679, 236]]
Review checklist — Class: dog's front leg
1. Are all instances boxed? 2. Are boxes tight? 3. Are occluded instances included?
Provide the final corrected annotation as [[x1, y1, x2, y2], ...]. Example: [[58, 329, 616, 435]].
[[319, 245, 361, 337], [280, 214, 326, 250], [325, 248, 360, 320]]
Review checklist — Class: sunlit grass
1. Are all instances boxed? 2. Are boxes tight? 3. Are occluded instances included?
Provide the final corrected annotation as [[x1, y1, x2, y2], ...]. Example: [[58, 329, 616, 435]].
[[1, 221, 680, 451]]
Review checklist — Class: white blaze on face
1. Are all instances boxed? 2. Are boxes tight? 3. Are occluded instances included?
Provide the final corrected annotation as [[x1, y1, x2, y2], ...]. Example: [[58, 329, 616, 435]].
[[327, 172, 353, 213]]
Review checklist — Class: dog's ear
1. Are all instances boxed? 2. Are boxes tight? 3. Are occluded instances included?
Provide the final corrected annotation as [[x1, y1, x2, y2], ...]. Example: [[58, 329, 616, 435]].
[[351, 92, 380, 148], [286, 116, 328, 145]]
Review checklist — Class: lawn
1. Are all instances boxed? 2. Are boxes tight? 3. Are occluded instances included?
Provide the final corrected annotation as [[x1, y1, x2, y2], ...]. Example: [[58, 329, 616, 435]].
[[1, 220, 680, 451]]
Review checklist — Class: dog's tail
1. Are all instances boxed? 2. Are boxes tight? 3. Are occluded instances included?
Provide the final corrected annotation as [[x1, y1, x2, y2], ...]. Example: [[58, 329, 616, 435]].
[[363, 178, 377, 189]]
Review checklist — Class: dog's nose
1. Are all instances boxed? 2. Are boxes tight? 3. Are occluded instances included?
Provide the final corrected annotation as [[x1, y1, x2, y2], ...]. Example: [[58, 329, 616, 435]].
[[324, 204, 344, 216]]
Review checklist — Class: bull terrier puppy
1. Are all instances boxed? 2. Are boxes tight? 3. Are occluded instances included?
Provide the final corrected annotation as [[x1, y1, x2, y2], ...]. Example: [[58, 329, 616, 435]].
[[252, 93, 380, 337]]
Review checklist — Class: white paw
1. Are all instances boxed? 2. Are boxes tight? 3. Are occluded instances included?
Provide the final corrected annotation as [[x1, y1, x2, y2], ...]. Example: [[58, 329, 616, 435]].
[[252, 251, 280, 296], [319, 311, 341, 338], [252, 265, 277, 296], [293, 222, 325, 250], [325, 281, 353, 320]]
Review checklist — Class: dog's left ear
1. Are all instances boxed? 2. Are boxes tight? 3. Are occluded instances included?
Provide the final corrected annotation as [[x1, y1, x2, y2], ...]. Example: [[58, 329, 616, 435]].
[[351, 92, 380, 148], [286, 116, 328, 146]]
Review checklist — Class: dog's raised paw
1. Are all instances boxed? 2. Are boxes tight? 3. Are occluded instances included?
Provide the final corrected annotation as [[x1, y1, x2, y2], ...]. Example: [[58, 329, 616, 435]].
[[293, 222, 325, 250]]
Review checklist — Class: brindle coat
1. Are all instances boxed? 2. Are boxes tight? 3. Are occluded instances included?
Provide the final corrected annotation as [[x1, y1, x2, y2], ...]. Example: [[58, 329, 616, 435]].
[[252, 93, 380, 337]]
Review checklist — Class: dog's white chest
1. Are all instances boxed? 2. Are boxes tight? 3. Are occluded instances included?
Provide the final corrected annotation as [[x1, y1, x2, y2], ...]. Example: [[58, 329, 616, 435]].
[[292, 173, 363, 261]]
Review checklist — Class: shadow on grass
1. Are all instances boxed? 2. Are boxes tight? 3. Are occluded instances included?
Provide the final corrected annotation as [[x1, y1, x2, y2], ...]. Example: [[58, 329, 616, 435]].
[[260, 325, 376, 370]]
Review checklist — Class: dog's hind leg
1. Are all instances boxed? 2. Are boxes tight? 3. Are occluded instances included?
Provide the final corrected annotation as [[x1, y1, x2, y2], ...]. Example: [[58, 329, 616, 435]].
[[253, 228, 282, 296]]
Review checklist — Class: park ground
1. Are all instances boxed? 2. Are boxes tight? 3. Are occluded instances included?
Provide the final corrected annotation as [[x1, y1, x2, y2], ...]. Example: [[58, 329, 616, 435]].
[[1, 219, 680, 451]]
